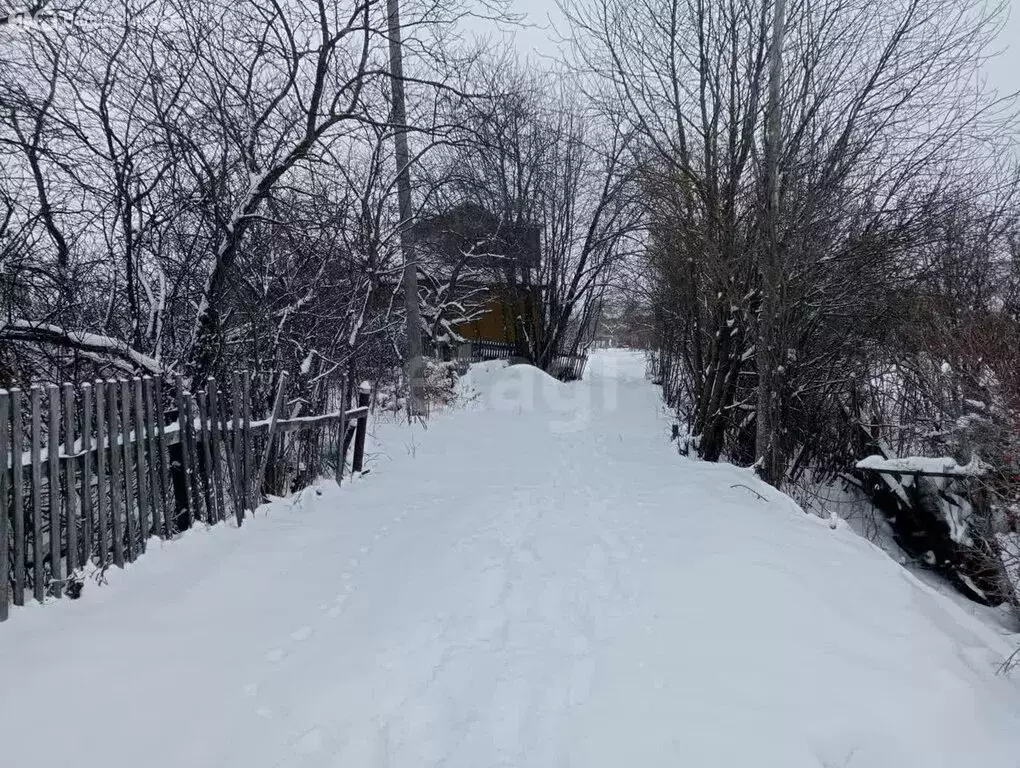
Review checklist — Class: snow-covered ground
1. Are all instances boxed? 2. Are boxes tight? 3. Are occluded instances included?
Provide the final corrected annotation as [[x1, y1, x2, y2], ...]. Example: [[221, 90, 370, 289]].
[[2, 349, 1020, 767]]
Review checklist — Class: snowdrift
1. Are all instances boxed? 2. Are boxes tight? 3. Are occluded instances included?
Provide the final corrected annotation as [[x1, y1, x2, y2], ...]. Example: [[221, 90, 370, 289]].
[[459, 360, 566, 402]]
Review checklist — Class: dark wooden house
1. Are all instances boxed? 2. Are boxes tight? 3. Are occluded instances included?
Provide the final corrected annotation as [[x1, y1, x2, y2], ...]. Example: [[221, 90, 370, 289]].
[[414, 202, 542, 349]]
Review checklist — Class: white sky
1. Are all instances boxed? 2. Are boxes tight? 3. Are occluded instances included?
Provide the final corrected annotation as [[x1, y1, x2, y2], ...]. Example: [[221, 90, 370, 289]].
[[500, 0, 1020, 100], [987, 0, 1020, 99]]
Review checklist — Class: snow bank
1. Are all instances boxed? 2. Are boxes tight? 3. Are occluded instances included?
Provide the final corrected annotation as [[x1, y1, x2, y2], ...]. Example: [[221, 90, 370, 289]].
[[454, 358, 510, 400], [464, 360, 566, 401], [454, 360, 604, 433], [2, 349, 1019, 768]]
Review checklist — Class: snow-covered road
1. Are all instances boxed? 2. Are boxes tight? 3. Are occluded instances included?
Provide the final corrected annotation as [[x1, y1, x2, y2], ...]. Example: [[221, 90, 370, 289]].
[[3, 350, 1020, 767]]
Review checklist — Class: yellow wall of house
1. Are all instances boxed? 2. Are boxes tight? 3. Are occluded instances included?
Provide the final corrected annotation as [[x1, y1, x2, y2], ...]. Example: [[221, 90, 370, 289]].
[[456, 293, 537, 343]]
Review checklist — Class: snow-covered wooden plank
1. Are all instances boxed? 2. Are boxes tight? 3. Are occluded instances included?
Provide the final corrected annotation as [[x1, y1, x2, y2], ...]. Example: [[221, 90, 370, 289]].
[[266, 405, 368, 434], [855, 454, 986, 478], [274, 411, 347, 428]]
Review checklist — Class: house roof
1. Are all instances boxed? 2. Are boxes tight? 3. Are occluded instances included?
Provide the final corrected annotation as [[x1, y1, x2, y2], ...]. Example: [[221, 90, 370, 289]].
[[413, 202, 541, 274]]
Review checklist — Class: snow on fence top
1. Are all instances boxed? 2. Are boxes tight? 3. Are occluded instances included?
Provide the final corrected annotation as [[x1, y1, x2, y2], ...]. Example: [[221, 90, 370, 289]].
[[855, 454, 986, 477]]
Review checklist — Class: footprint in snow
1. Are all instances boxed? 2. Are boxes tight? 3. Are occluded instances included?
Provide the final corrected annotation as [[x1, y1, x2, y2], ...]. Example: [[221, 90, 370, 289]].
[[290, 626, 313, 642], [293, 728, 324, 755], [267, 648, 287, 663], [327, 594, 348, 616]]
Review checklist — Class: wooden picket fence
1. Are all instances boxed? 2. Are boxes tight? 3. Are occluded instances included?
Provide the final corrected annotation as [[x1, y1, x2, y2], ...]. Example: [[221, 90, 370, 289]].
[[470, 340, 517, 361], [425, 339, 588, 380], [0, 372, 370, 622], [550, 352, 588, 382]]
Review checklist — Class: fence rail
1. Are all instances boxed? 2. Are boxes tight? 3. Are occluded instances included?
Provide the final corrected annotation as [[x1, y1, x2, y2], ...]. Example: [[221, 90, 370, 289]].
[[0, 374, 369, 622]]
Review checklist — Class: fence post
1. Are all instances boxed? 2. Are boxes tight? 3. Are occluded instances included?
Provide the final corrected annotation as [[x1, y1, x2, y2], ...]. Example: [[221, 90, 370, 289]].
[[154, 378, 172, 538], [242, 371, 253, 512], [132, 378, 150, 551], [0, 389, 9, 620], [10, 388, 25, 606], [94, 381, 109, 565], [106, 380, 125, 568], [30, 386, 44, 602], [173, 374, 195, 532], [352, 382, 370, 474], [80, 383, 94, 566], [254, 371, 288, 499], [196, 391, 217, 523], [142, 378, 162, 536], [62, 383, 78, 574], [119, 379, 137, 562], [47, 384, 62, 597], [230, 371, 243, 521], [182, 393, 201, 526], [206, 379, 227, 524]]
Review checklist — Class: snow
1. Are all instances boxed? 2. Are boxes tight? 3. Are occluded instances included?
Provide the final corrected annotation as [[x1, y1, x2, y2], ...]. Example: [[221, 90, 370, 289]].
[[856, 453, 986, 476], [2, 350, 1020, 767], [0, 320, 162, 374]]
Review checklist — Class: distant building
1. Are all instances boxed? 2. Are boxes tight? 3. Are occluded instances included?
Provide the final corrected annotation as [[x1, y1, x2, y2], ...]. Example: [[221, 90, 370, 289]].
[[414, 202, 542, 351]]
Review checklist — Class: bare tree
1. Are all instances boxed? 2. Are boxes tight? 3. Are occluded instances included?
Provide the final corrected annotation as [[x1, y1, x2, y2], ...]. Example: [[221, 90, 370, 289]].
[[435, 62, 641, 372], [564, 0, 1013, 477]]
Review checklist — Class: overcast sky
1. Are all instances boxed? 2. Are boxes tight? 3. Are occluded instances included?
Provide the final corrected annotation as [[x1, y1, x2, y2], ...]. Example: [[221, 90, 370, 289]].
[[986, 0, 1020, 98], [499, 0, 1020, 100]]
